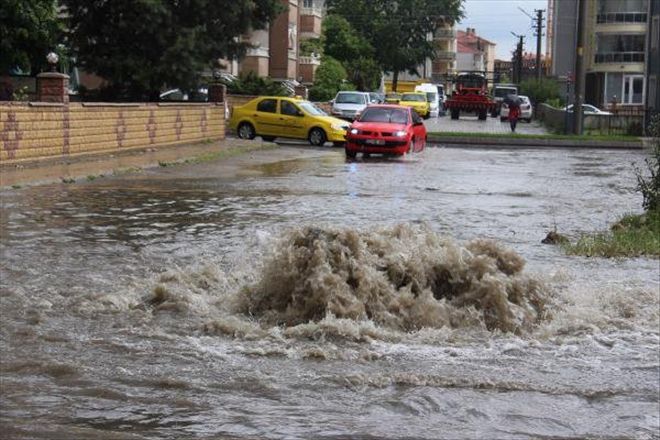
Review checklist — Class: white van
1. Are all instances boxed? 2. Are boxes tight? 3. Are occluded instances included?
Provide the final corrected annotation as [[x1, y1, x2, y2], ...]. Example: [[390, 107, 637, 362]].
[[331, 91, 370, 120], [415, 83, 441, 117]]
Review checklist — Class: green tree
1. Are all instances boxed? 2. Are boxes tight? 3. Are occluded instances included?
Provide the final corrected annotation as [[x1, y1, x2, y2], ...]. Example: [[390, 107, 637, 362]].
[[227, 71, 288, 96], [63, 0, 283, 101], [308, 56, 352, 102], [0, 0, 62, 75], [322, 14, 380, 91], [326, 0, 464, 91]]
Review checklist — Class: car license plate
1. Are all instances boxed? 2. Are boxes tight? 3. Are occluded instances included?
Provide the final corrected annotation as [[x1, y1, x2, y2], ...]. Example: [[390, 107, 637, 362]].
[[366, 139, 384, 145]]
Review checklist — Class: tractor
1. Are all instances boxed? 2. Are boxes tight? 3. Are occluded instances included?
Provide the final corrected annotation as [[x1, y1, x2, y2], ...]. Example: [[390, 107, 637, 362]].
[[444, 72, 496, 121]]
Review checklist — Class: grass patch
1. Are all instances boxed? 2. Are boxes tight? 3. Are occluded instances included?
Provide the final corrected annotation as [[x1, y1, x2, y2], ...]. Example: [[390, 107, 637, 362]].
[[562, 211, 660, 258], [112, 166, 143, 176], [428, 131, 641, 142]]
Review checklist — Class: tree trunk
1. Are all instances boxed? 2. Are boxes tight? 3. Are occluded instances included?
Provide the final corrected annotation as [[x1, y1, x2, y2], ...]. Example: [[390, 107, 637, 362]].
[[392, 71, 399, 92]]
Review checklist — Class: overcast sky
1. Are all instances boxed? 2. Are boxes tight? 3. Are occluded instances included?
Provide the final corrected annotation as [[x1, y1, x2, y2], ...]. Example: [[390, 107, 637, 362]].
[[458, 0, 549, 59]]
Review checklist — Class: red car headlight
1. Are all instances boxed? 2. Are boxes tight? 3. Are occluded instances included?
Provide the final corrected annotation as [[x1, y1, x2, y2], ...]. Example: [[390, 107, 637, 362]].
[[393, 130, 407, 137]]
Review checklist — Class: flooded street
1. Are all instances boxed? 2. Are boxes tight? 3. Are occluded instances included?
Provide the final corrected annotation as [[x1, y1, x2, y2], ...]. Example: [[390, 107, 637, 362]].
[[1, 145, 658, 439]]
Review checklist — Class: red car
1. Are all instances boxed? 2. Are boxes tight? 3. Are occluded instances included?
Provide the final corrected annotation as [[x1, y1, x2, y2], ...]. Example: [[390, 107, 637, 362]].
[[344, 105, 427, 158]]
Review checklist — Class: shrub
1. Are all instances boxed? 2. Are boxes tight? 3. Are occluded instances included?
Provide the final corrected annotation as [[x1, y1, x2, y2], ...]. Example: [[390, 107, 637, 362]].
[[227, 72, 289, 96], [519, 78, 561, 106], [634, 113, 660, 212], [308, 56, 353, 102], [545, 97, 564, 109]]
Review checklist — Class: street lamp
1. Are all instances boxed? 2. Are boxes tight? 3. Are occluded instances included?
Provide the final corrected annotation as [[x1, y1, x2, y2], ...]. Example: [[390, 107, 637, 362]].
[[46, 52, 59, 72]]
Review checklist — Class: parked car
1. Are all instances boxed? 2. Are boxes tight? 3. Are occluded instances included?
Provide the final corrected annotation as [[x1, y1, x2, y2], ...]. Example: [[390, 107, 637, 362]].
[[398, 92, 431, 119], [344, 105, 427, 158], [230, 96, 350, 146], [159, 87, 208, 102], [369, 92, 385, 104], [501, 95, 533, 122], [491, 83, 519, 116], [331, 91, 371, 120], [415, 83, 441, 117], [564, 104, 613, 115]]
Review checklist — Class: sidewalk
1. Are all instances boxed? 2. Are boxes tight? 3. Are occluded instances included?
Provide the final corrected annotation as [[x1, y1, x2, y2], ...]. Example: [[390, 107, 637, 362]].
[[424, 114, 548, 135], [0, 138, 276, 188]]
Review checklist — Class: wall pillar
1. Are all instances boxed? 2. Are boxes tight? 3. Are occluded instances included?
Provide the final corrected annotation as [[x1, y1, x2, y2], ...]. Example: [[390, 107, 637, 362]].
[[37, 72, 70, 103], [208, 83, 227, 103]]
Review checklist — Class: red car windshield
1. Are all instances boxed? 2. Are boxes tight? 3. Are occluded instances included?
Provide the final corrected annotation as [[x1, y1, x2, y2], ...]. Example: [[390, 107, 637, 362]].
[[359, 108, 408, 124]]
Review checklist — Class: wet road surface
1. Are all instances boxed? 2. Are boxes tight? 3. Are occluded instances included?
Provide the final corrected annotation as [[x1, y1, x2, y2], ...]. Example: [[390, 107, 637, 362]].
[[1, 145, 658, 439]]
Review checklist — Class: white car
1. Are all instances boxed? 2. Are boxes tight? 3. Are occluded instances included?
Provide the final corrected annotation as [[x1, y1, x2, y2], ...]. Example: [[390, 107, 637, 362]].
[[500, 95, 533, 122], [415, 83, 441, 117], [331, 91, 370, 120], [564, 104, 613, 115]]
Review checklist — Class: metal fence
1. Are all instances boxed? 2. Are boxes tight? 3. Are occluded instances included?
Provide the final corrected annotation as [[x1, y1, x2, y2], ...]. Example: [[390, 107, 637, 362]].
[[537, 104, 647, 136]]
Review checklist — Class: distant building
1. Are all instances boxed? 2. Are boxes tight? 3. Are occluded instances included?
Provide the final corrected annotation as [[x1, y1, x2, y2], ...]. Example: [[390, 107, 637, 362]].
[[494, 59, 513, 83], [455, 28, 496, 74], [549, 0, 651, 109], [646, 0, 660, 123]]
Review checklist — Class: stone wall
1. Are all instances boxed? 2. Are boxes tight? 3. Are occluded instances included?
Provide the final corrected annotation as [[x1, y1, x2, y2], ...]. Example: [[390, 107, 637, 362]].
[[1, 102, 225, 164]]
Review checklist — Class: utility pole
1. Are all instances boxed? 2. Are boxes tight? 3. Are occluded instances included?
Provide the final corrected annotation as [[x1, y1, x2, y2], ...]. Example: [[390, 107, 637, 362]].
[[572, 0, 587, 135], [511, 32, 524, 84], [534, 9, 545, 80]]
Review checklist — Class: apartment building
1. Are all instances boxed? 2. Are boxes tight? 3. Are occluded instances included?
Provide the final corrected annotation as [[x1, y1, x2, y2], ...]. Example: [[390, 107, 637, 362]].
[[549, 0, 651, 108], [455, 28, 496, 74], [224, 0, 324, 84]]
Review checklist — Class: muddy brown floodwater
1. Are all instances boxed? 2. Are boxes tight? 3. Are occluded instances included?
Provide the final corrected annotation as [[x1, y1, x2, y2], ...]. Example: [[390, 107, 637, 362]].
[[1, 145, 658, 440]]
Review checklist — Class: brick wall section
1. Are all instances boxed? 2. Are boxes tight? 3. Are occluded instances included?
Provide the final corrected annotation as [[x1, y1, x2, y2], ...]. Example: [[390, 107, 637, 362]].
[[1, 102, 225, 164]]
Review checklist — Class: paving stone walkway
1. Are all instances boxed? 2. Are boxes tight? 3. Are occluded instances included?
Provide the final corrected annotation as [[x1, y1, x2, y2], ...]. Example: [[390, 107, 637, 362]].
[[424, 113, 548, 135]]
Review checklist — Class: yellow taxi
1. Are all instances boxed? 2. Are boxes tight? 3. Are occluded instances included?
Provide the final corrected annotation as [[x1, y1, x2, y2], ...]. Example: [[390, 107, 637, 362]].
[[384, 93, 401, 104], [398, 92, 431, 119], [229, 96, 350, 146]]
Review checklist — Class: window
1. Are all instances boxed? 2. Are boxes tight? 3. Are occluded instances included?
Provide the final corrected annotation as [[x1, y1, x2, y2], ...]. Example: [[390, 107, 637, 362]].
[[257, 99, 277, 113], [595, 34, 645, 63], [411, 110, 423, 124], [623, 75, 644, 104], [597, 0, 647, 23], [653, 17, 659, 50], [335, 92, 367, 104], [280, 100, 301, 116], [303, 0, 314, 7]]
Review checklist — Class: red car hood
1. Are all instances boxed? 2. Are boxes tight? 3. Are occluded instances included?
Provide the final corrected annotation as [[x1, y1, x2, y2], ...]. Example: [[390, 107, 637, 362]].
[[351, 121, 408, 132]]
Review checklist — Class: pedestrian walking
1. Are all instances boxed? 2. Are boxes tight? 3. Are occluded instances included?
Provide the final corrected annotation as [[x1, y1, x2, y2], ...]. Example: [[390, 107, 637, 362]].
[[508, 97, 521, 132]]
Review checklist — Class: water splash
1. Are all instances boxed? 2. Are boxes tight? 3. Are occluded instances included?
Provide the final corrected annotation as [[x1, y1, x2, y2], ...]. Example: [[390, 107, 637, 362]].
[[236, 224, 548, 334]]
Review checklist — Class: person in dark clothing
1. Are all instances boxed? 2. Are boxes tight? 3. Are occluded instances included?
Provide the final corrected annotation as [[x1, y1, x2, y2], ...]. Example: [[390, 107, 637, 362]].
[[508, 101, 520, 132]]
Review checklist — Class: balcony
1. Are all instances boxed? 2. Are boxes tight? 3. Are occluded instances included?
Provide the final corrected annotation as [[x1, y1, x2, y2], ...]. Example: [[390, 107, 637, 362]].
[[298, 56, 321, 65], [434, 28, 456, 40], [594, 52, 645, 63], [300, 6, 324, 18], [596, 12, 647, 23], [435, 51, 457, 60]]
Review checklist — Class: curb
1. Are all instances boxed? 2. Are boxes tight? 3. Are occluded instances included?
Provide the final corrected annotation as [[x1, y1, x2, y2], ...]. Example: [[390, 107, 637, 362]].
[[427, 135, 644, 149]]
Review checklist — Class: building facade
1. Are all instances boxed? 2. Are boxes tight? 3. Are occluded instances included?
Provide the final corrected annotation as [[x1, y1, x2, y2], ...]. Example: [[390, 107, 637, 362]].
[[549, 0, 651, 108], [455, 28, 496, 75], [223, 0, 324, 85], [646, 0, 660, 121]]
